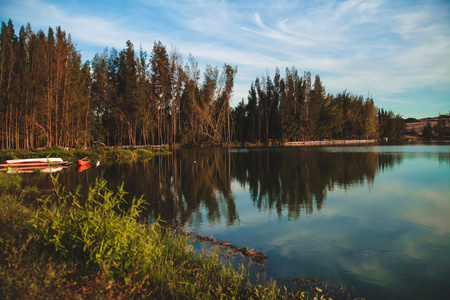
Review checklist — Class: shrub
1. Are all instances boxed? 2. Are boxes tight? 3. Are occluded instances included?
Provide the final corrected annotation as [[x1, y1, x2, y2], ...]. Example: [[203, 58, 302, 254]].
[[33, 176, 152, 278]]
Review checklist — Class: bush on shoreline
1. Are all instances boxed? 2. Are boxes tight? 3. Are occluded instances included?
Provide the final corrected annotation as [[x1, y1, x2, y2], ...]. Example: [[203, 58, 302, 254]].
[[0, 173, 331, 299]]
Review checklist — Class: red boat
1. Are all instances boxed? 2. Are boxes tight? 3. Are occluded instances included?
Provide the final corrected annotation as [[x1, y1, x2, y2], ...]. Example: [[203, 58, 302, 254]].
[[77, 158, 90, 172], [78, 158, 90, 166]]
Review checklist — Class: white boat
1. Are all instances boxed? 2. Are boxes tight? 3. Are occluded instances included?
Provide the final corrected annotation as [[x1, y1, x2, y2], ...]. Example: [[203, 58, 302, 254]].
[[6, 158, 64, 165]]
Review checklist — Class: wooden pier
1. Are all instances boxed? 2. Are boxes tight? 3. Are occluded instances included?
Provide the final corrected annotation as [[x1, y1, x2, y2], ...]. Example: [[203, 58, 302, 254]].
[[283, 139, 378, 146]]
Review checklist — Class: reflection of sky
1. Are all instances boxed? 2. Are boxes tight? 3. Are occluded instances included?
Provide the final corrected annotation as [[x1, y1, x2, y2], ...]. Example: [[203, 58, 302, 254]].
[[189, 147, 450, 300]]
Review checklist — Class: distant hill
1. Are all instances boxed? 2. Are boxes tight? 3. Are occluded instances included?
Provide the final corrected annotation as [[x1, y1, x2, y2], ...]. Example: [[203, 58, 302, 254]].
[[405, 118, 438, 136]]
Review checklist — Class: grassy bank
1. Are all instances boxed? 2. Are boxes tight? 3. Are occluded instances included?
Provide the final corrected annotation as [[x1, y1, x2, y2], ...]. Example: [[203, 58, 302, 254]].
[[0, 172, 334, 299]]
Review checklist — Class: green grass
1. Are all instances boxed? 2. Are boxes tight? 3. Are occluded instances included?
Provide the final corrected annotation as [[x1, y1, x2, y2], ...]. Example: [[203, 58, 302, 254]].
[[0, 173, 336, 299]]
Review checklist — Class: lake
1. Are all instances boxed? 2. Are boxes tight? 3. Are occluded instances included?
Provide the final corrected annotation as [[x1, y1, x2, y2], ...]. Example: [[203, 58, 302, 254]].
[[27, 142, 450, 299]]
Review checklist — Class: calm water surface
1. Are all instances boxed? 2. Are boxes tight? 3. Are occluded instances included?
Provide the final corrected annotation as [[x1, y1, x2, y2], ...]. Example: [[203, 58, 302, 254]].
[[28, 143, 450, 299]]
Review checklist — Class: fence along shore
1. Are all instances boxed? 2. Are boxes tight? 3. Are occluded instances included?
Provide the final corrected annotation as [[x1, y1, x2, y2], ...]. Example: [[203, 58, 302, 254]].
[[284, 139, 378, 146]]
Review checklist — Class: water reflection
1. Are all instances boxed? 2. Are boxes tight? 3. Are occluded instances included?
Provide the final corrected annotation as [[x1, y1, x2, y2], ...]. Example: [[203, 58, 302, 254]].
[[236, 149, 384, 217], [28, 147, 410, 225], [24, 146, 450, 228]]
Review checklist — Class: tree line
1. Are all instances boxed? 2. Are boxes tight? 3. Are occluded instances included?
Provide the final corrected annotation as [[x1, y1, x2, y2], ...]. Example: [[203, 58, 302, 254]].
[[0, 20, 405, 149]]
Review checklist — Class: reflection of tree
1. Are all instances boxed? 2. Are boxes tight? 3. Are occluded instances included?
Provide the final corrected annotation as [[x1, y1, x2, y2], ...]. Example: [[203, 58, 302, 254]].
[[377, 152, 403, 173], [89, 150, 240, 227], [142, 148, 401, 221], [438, 153, 450, 165], [234, 149, 385, 218], [25, 148, 403, 224]]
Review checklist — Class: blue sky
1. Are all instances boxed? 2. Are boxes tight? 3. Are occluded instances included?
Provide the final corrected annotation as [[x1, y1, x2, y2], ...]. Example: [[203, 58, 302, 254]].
[[1, 0, 449, 118]]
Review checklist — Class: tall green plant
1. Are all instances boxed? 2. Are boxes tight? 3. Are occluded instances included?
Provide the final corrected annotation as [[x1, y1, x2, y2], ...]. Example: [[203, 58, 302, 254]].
[[33, 175, 156, 278]]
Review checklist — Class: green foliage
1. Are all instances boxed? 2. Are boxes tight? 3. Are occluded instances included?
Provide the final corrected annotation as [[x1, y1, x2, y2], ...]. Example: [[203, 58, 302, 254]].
[[137, 149, 154, 160], [18, 174, 320, 298], [34, 176, 151, 277], [378, 108, 405, 140]]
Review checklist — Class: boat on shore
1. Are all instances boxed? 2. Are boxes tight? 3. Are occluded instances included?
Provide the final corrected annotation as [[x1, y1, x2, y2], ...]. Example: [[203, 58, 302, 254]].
[[0, 158, 72, 170], [6, 158, 63, 165]]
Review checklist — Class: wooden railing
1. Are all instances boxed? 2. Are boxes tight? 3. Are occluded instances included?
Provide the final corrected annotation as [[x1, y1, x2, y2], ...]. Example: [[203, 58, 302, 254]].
[[284, 139, 378, 146]]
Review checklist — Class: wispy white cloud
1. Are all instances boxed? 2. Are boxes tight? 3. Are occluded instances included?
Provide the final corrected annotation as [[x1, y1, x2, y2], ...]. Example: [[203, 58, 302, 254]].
[[2, 0, 130, 53]]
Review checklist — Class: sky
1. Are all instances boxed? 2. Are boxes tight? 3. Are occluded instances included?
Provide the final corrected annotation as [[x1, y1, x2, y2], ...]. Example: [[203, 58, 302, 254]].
[[1, 0, 449, 119]]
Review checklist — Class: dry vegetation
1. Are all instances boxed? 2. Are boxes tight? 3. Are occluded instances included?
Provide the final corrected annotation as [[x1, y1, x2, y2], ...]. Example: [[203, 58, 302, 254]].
[[405, 118, 438, 136]]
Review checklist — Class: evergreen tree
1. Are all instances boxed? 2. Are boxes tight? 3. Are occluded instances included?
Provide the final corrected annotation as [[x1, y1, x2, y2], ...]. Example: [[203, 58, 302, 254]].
[[0, 20, 17, 149], [16, 25, 31, 149], [378, 109, 405, 140], [421, 121, 434, 140], [281, 67, 301, 141], [309, 75, 326, 139], [118, 40, 139, 145], [270, 68, 282, 142], [362, 96, 379, 139], [245, 82, 259, 142], [91, 49, 110, 145], [233, 99, 246, 143], [136, 45, 154, 146], [150, 41, 171, 145]]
